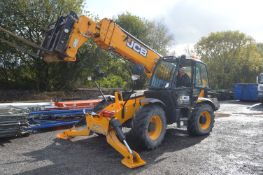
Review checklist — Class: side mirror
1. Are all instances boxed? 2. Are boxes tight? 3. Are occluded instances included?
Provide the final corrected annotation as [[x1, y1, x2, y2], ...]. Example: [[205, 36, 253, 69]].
[[256, 76, 259, 84], [130, 64, 144, 81], [131, 74, 140, 81], [132, 64, 144, 76], [87, 76, 92, 81], [93, 66, 105, 80]]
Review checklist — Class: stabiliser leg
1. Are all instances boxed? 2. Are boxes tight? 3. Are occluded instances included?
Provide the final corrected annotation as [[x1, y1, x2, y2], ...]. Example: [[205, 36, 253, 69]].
[[57, 127, 91, 139], [106, 119, 146, 168]]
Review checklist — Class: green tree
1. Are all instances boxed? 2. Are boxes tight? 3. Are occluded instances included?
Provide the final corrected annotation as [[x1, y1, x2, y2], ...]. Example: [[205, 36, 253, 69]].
[[0, 0, 84, 90], [195, 31, 263, 89], [115, 12, 148, 42], [115, 12, 173, 55], [144, 20, 173, 55], [257, 43, 263, 57]]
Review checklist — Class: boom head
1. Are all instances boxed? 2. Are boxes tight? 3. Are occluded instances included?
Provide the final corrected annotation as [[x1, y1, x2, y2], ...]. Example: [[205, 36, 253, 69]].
[[39, 12, 78, 62]]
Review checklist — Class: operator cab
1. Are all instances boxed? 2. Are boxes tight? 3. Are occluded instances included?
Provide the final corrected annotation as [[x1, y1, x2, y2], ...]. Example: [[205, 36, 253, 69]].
[[145, 55, 210, 125], [149, 55, 208, 89]]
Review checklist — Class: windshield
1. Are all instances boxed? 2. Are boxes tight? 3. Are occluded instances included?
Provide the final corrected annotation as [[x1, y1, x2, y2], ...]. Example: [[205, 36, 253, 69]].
[[149, 60, 177, 88]]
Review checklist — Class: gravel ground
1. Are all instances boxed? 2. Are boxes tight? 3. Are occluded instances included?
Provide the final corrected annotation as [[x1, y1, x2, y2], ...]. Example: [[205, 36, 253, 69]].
[[0, 101, 263, 175]]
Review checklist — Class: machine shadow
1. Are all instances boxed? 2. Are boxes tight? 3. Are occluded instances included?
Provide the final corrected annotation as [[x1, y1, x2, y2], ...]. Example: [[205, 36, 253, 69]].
[[0, 133, 29, 147], [0, 137, 13, 146], [16, 128, 207, 175]]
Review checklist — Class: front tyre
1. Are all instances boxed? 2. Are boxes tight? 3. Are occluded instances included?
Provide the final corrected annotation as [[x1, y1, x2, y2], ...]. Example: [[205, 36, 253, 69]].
[[187, 104, 215, 136], [132, 105, 167, 149]]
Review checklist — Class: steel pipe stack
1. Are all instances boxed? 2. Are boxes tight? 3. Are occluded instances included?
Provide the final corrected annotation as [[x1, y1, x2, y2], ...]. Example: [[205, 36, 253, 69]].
[[0, 107, 28, 138]]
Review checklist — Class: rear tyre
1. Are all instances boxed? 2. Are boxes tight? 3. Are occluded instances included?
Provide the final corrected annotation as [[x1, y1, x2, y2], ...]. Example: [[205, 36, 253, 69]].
[[131, 105, 166, 149], [187, 104, 215, 136]]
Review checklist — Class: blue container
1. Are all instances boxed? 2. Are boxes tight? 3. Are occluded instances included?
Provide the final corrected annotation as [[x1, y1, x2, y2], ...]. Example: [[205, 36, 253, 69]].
[[234, 83, 258, 101]]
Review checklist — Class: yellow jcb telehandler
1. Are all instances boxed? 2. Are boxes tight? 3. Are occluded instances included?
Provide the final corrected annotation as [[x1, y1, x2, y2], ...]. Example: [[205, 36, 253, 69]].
[[39, 12, 219, 168]]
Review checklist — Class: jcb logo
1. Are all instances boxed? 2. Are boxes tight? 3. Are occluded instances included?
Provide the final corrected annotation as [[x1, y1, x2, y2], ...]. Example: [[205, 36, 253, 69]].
[[126, 39, 148, 57]]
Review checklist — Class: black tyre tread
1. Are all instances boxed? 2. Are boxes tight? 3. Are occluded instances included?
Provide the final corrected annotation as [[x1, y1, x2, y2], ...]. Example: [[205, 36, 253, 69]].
[[131, 105, 166, 150], [187, 104, 215, 136]]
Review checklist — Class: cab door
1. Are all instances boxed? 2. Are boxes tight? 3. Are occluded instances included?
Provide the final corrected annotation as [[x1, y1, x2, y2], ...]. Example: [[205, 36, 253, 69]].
[[193, 61, 209, 101]]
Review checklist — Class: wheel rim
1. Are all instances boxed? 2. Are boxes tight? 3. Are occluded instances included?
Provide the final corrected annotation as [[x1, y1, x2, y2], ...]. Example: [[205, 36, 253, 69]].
[[199, 111, 211, 130], [148, 115, 163, 140]]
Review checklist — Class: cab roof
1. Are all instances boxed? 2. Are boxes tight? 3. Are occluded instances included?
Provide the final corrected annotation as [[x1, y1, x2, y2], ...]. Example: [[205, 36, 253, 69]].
[[161, 55, 204, 63]]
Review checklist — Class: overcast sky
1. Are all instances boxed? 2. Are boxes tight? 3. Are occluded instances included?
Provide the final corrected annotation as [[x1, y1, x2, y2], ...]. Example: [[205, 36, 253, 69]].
[[84, 0, 263, 55]]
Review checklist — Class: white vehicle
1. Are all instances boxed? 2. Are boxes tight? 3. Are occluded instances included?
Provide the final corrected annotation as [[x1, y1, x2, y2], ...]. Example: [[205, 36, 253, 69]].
[[257, 73, 263, 102]]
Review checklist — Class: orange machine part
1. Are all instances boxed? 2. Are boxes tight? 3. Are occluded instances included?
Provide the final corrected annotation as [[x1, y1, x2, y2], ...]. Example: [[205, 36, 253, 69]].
[[54, 99, 102, 109]]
